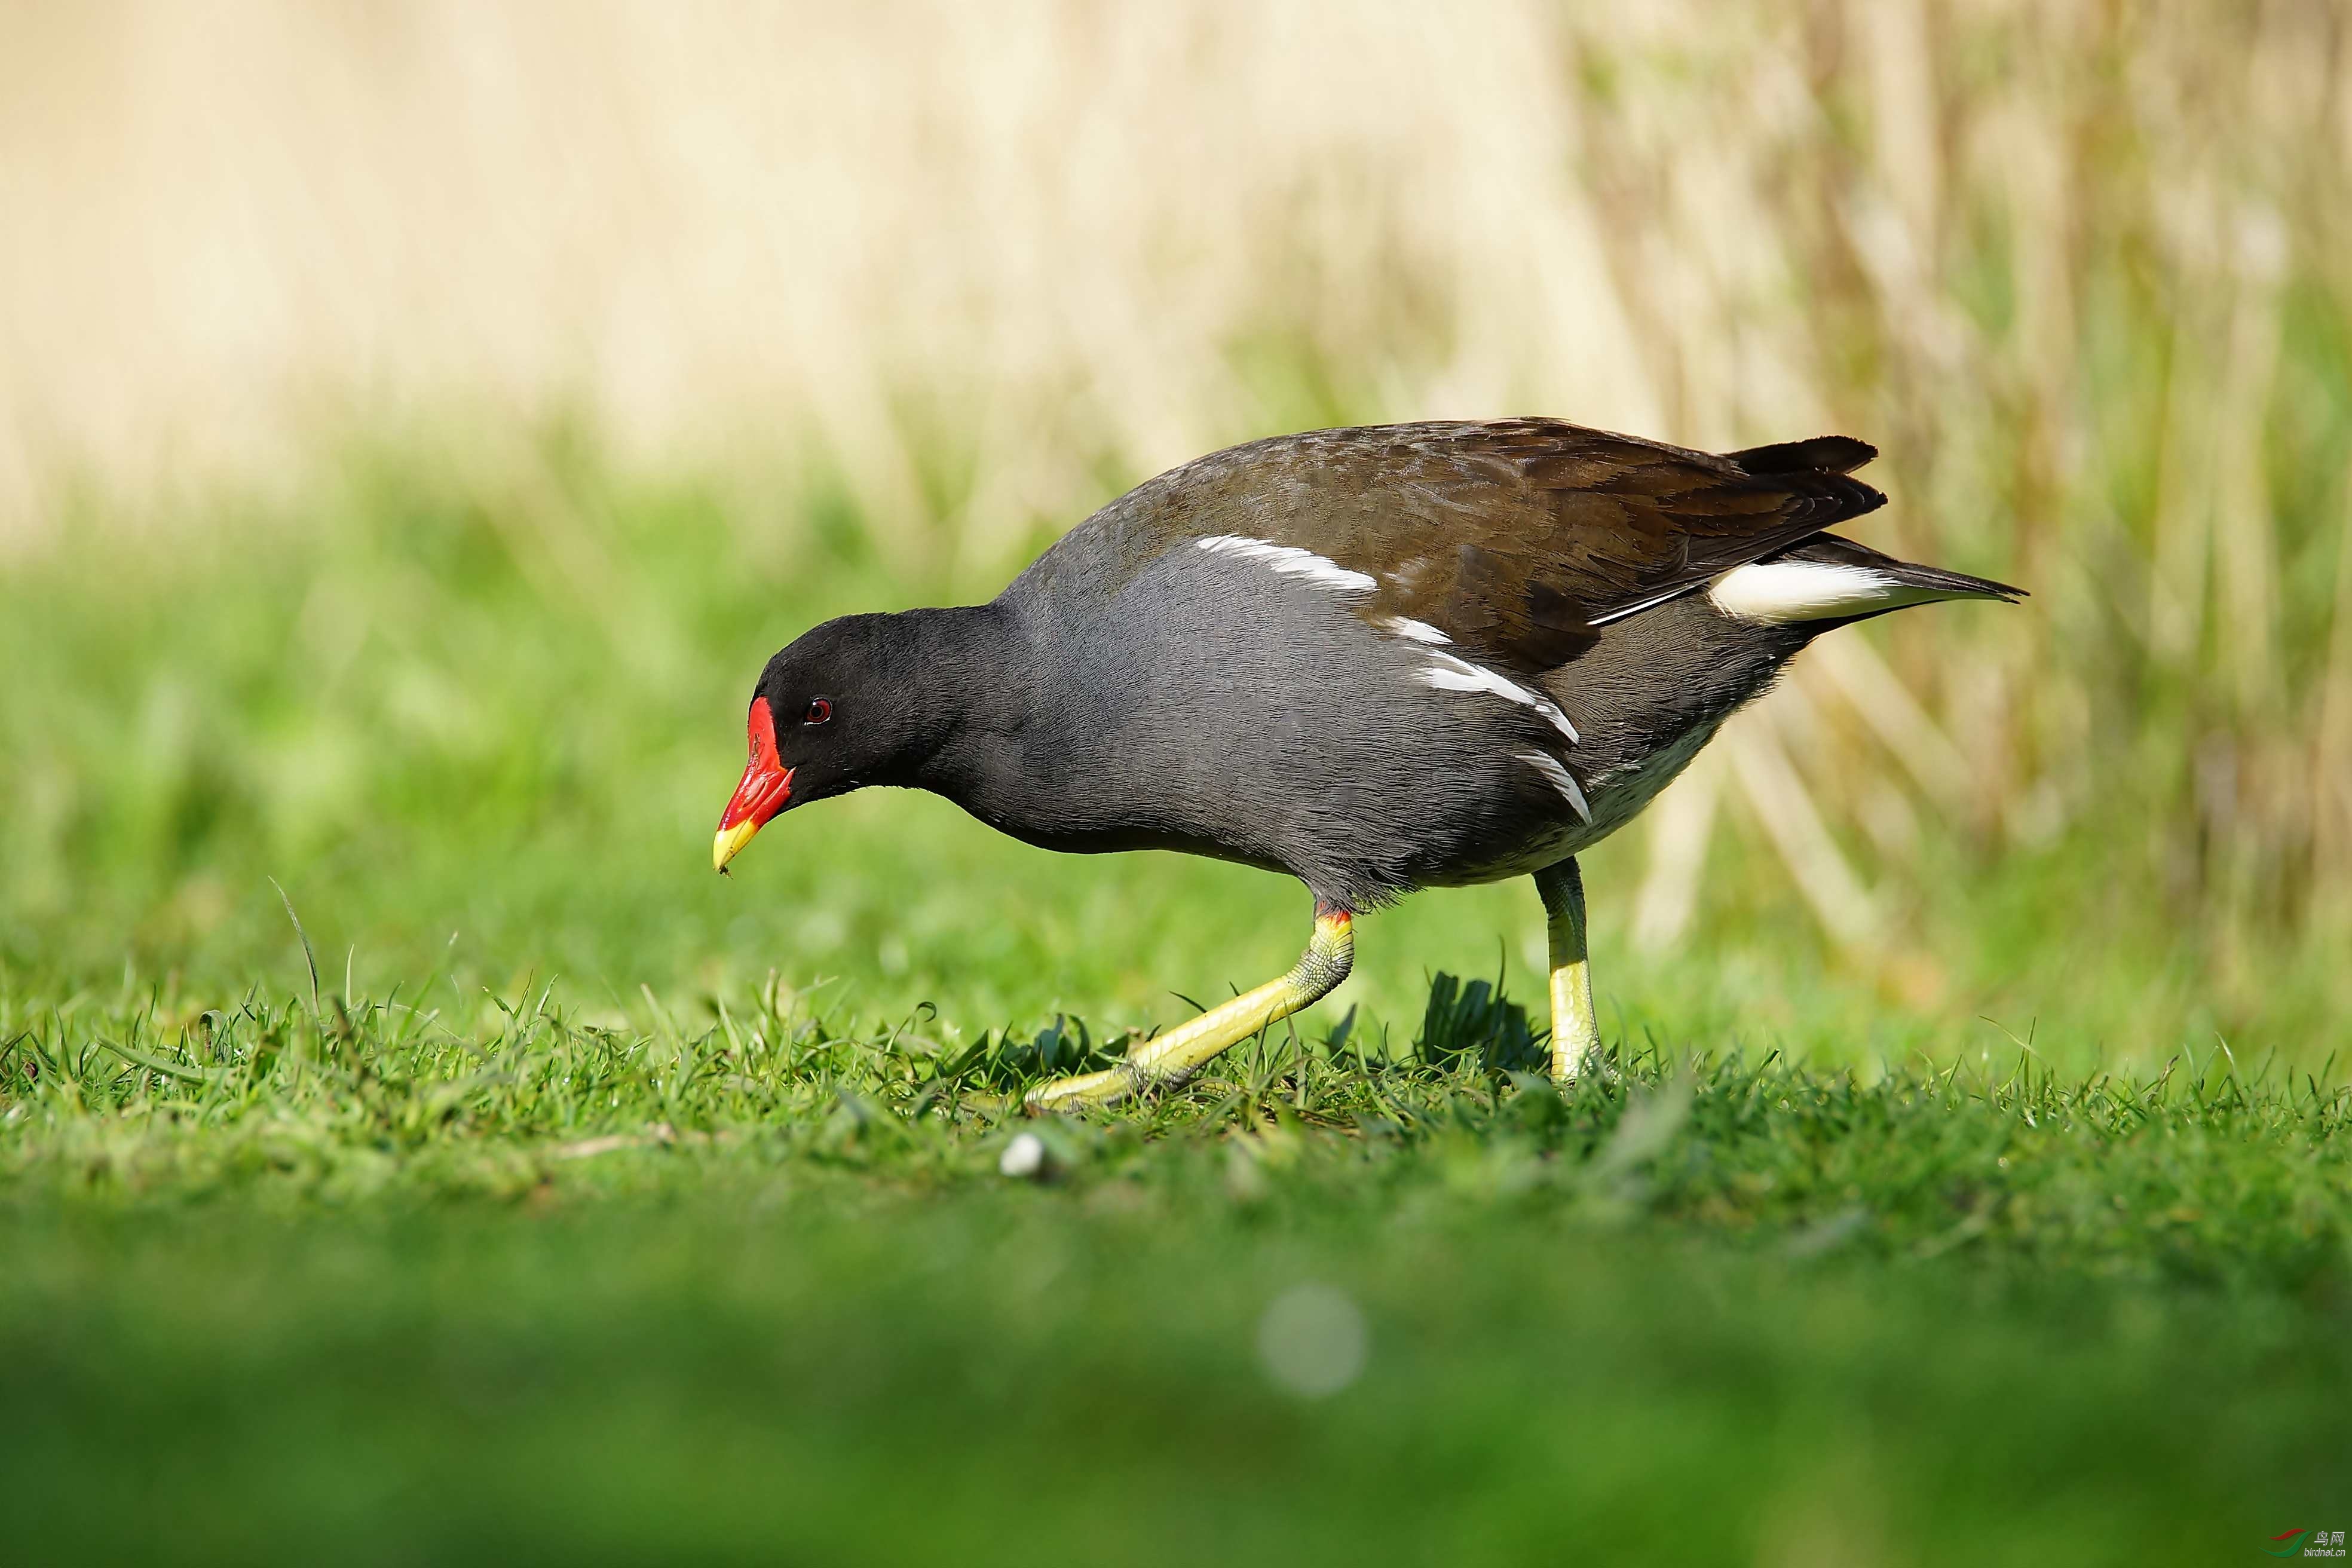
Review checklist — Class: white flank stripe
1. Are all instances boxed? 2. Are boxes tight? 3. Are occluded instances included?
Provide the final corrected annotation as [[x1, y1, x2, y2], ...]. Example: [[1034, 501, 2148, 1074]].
[[1379, 615, 1451, 646], [1708, 561, 1949, 625], [1419, 650, 1579, 743], [1518, 751, 1592, 822], [1195, 534, 1374, 593]]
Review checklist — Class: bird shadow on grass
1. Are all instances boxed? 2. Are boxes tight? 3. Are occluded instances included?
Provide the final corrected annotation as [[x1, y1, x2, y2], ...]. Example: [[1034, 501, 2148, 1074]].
[[1415, 970, 1546, 1077], [942, 1013, 1137, 1096]]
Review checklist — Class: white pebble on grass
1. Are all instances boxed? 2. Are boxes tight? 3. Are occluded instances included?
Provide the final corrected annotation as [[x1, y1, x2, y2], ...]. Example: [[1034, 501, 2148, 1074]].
[[999, 1132, 1048, 1179]]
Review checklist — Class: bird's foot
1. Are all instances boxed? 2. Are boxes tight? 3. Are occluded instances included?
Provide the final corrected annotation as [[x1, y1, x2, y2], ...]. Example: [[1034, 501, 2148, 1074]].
[[1024, 910, 1353, 1114]]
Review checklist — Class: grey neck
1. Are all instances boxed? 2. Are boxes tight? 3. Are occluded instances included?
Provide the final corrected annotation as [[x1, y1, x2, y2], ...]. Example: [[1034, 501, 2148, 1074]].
[[881, 601, 1036, 796]]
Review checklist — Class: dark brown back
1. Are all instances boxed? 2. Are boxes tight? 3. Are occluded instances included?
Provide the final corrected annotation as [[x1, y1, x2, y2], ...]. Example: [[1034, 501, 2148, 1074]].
[[1084, 419, 1885, 676]]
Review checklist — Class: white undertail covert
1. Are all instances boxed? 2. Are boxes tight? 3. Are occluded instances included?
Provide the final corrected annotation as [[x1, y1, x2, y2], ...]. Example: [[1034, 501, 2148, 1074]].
[[1708, 561, 1962, 625]]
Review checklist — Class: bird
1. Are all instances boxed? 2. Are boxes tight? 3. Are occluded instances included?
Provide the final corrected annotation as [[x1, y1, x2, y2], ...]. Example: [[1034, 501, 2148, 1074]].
[[712, 419, 2022, 1110]]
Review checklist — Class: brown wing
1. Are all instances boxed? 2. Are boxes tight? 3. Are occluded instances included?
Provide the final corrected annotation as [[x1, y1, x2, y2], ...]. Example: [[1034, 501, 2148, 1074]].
[[1126, 419, 1885, 675]]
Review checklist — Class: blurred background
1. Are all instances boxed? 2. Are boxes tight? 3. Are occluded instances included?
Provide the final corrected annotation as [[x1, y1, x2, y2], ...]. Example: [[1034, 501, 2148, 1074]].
[[4, 0, 2349, 1063]]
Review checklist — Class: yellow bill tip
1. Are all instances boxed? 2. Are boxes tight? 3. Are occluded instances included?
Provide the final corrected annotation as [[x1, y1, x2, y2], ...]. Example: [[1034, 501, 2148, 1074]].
[[713, 819, 761, 872]]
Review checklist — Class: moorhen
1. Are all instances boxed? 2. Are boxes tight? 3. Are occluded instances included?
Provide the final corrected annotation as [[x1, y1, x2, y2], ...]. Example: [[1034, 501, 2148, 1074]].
[[713, 420, 2020, 1108]]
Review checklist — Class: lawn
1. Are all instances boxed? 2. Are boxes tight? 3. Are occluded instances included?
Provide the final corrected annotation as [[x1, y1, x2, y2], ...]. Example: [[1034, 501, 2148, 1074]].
[[4, 453, 2348, 1565]]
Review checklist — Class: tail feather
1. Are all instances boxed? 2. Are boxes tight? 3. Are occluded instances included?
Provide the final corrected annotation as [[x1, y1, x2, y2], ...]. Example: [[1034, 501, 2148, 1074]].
[[1788, 533, 2025, 604], [1726, 435, 1879, 477], [1704, 435, 2022, 626]]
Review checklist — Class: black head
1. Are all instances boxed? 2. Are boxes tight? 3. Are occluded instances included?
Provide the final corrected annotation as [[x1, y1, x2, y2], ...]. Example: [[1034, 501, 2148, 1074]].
[[712, 611, 969, 871]]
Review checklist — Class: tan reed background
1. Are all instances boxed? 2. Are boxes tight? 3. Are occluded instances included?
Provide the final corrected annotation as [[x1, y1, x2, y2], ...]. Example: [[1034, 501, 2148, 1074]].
[[4, 1, 2349, 958]]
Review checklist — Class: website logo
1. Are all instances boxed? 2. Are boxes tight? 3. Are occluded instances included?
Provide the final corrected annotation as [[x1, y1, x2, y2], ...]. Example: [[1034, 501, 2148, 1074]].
[[2269, 1529, 2348, 1559]]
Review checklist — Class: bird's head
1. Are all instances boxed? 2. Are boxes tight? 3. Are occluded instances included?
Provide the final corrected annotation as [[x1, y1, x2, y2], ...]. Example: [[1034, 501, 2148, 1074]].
[[712, 614, 945, 872]]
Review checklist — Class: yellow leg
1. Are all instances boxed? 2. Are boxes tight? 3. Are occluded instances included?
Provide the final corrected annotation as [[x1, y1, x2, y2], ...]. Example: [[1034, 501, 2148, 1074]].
[[1535, 858, 1600, 1080], [1025, 908, 1355, 1111]]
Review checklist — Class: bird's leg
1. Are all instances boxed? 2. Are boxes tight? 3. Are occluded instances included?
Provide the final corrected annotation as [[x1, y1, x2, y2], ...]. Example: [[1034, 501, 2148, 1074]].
[[1535, 858, 1600, 1081], [1025, 906, 1355, 1111]]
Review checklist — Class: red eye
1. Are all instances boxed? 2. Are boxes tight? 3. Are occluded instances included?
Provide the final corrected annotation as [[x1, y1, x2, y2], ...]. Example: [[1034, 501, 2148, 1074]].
[[804, 697, 831, 725]]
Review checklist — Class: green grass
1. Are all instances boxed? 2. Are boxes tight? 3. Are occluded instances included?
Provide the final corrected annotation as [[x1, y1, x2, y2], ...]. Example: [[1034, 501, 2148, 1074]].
[[7, 996, 2349, 1564], [5, 448, 2350, 1564]]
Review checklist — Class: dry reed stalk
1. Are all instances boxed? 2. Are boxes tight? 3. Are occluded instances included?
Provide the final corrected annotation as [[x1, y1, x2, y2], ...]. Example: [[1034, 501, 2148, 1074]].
[[2314, 467, 2352, 911], [1724, 712, 1879, 951]]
